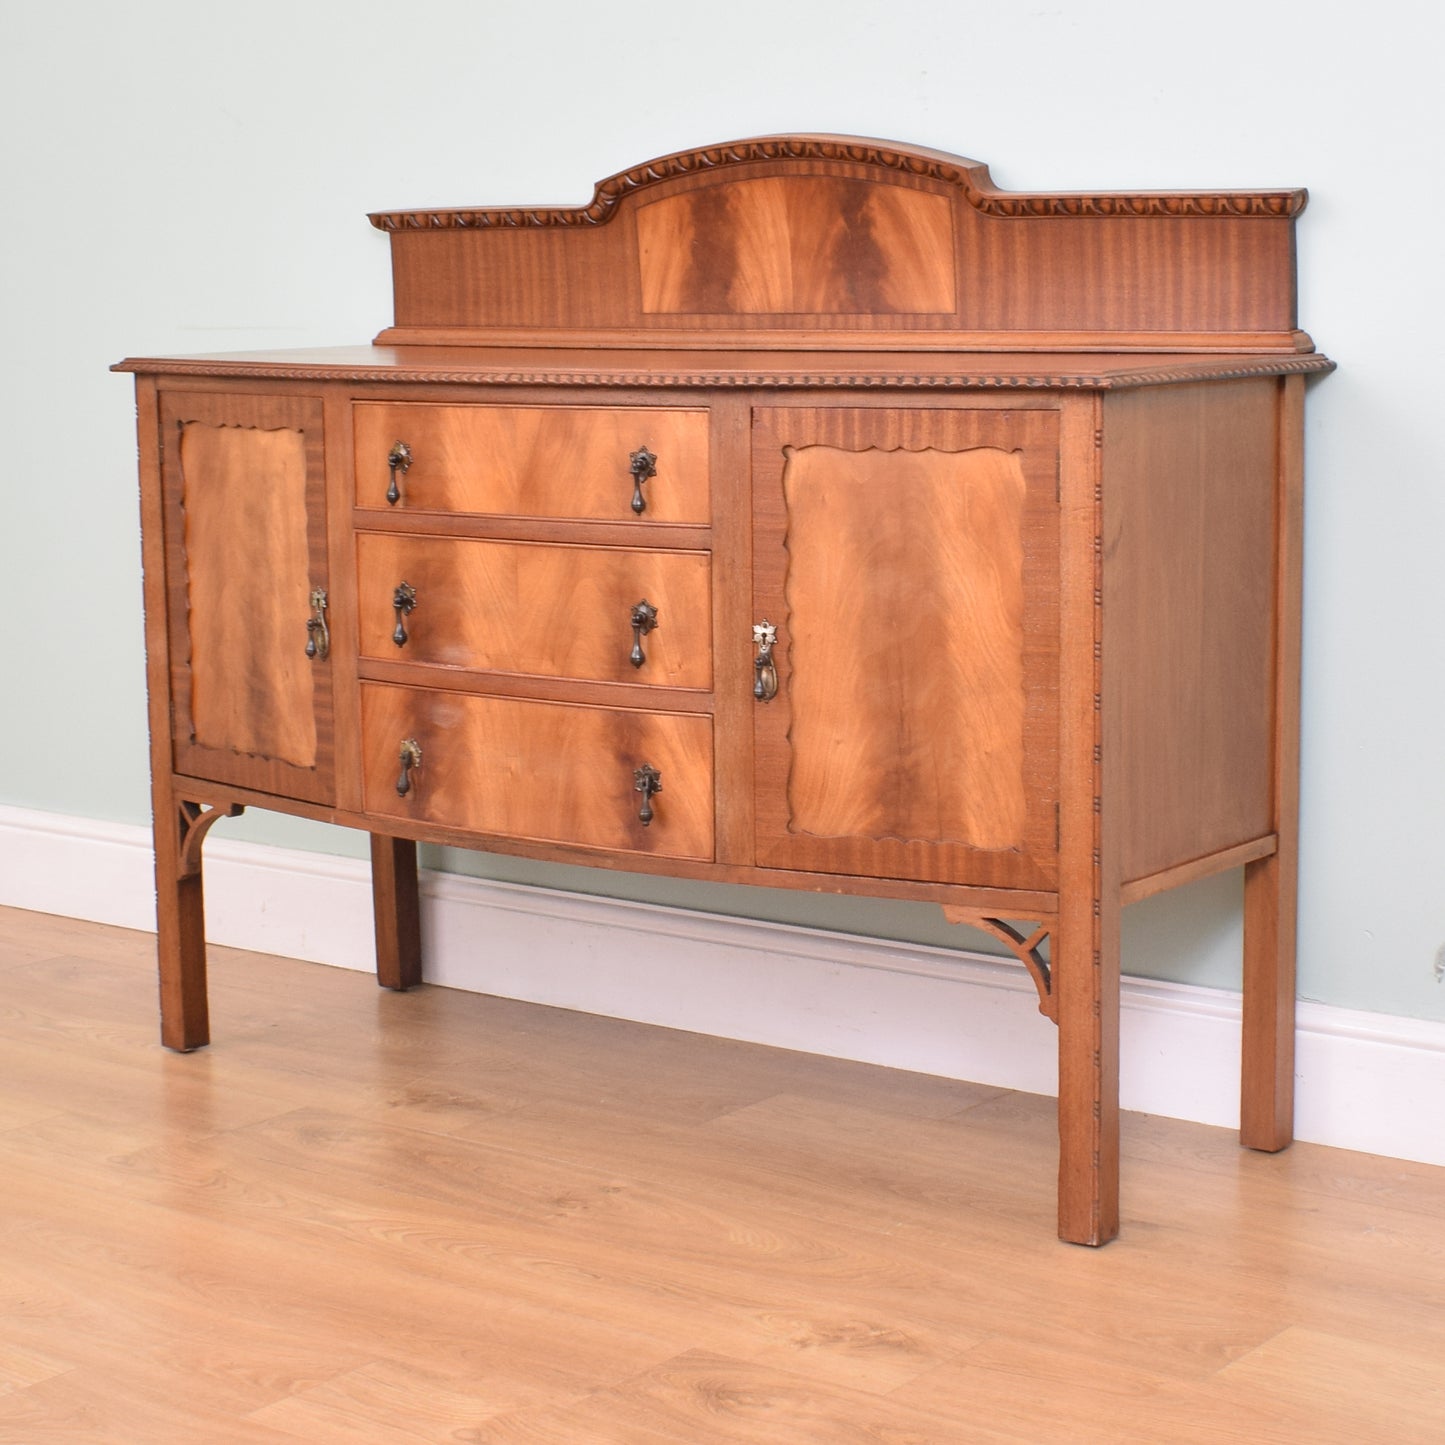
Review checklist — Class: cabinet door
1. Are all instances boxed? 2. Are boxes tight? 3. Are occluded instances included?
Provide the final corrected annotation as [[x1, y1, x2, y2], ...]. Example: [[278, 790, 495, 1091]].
[[159, 391, 334, 803], [752, 407, 1059, 890]]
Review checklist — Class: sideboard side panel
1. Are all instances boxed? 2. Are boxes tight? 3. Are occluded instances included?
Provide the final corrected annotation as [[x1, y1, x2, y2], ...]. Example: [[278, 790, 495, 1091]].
[[1102, 379, 1278, 884]]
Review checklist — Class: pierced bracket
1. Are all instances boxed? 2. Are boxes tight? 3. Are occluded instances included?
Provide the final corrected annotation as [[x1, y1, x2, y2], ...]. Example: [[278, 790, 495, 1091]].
[[305, 587, 330, 660], [633, 763, 662, 826], [392, 581, 417, 647], [387, 440, 413, 505], [176, 800, 245, 881], [629, 446, 657, 515], [629, 599, 659, 668], [942, 906, 1056, 1021]]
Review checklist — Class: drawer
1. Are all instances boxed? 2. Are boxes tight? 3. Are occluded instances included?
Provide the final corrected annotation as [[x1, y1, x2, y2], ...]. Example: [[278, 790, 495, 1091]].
[[354, 403, 709, 522], [361, 683, 714, 859], [356, 534, 712, 687]]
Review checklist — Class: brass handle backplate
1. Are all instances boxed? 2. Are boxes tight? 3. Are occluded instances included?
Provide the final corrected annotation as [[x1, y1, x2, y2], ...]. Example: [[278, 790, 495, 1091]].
[[752, 620, 778, 702], [387, 440, 413, 505], [392, 582, 417, 647], [396, 738, 422, 797], [629, 446, 657, 515], [305, 587, 330, 660], [629, 599, 658, 668], [633, 763, 661, 826]]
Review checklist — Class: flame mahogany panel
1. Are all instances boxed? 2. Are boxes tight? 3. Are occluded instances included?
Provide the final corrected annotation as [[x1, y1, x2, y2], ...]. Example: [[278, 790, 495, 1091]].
[[159, 390, 333, 804], [375, 137, 1303, 346], [635, 176, 956, 316], [752, 405, 1061, 890], [353, 403, 709, 522], [354, 532, 712, 688], [360, 683, 714, 860]]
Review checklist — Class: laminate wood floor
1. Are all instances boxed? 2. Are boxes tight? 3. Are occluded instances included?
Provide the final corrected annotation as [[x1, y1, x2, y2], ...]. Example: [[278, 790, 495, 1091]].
[[0, 903, 1441, 1442]]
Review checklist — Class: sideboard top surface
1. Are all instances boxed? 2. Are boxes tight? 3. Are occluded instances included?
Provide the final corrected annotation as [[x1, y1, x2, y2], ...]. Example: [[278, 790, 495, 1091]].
[[113, 345, 1333, 390]]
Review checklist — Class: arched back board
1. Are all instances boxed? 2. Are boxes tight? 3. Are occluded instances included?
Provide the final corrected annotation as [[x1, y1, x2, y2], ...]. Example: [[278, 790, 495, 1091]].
[[369, 135, 1308, 352]]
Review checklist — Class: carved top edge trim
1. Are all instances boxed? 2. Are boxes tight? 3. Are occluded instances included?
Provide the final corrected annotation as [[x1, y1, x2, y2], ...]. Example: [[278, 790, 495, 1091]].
[[366, 135, 1307, 231], [114, 354, 1335, 389]]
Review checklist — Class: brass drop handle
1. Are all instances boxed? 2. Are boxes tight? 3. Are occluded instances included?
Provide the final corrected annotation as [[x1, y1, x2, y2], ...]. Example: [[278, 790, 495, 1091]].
[[629, 446, 656, 515], [392, 582, 417, 647], [396, 739, 423, 797], [629, 599, 658, 668], [305, 587, 330, 661], [633, 763, 662, 826], [387, 440, 413, 505], [752, 620, 778, 702]]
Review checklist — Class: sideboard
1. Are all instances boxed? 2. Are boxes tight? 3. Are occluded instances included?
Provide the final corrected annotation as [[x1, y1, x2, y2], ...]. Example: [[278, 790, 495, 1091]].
[[116, 136, 1332, 1244]]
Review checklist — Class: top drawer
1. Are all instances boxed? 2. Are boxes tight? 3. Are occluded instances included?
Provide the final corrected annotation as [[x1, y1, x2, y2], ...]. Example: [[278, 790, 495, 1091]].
[[354, 404, 709, 523]]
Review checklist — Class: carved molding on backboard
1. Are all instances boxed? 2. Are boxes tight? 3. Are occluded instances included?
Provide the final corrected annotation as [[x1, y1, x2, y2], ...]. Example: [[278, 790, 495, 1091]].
[[369, 137, 1307, 231]]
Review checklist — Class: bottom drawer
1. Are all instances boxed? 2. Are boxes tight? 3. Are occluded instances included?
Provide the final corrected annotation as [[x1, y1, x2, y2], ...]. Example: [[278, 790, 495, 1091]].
[[361, 683, 714, 860]]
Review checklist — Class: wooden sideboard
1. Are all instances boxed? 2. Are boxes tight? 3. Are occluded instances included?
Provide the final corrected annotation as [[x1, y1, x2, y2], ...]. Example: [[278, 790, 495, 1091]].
[[117, 137, 1332, 1245]]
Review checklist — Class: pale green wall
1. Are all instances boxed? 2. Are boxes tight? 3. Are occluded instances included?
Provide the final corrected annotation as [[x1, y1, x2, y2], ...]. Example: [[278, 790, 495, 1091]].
[[3, 0, 1441, 1021]]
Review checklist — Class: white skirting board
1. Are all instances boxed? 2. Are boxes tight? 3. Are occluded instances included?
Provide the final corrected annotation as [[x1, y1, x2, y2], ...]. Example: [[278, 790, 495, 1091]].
[[2, 802, 1442, 1169]]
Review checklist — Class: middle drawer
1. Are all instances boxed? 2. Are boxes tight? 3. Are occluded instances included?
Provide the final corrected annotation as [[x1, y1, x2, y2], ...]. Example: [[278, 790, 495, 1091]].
[[356, 533, 712, 688]]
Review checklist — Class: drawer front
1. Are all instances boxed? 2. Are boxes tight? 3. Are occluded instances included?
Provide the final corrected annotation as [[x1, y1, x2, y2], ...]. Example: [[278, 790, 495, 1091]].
[[356, 534, 712, 687], [362, 683, 714, 859], [354, 403, 709, 522]]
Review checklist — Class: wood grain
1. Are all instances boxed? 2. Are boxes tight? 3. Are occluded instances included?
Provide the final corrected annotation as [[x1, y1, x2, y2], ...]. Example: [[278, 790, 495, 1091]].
[[636, 175, 955, 315], [354, 532, 712, 687], [158, 389, 334, 806], [1102, 379, 1278, 882], [353, 402, 709, 522], [751, 405, 1060, 890], [180, 420, 316, 766], [1055, 393, 1118, 1246], [1242, 374, 1305, 1152], [2, 908, 1440, 1443], [372, 137, 1304, 347], [119, 343, 1335, 378], [780, 441, 1028, 848], [369, 834, 421, 991], [360, 682, 714, 860]]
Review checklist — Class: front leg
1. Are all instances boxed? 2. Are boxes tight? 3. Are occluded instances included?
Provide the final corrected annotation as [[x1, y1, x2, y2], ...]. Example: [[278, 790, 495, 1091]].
[[152, 780, 242, 1052], [1054, 890, 1121, 1246]]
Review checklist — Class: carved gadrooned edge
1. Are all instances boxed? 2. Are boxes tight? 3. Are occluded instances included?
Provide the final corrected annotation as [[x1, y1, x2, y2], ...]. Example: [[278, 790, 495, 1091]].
[[943, 909, 1057, 1022], [176, 801, 244, 880], [113, 355, 1335, 391], [367, 136, 1307, 231]]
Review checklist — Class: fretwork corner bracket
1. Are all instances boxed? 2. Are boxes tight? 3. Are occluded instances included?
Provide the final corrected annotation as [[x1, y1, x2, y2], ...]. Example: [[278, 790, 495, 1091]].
[[942, 906, 1056, 1021], [176, 800, 245, 880]]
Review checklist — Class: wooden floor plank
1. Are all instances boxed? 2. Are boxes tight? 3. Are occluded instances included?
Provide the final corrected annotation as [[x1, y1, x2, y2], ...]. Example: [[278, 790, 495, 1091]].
[[1200, 1326, 1445, 1439], [474, 1350, 989, 1445], [2, 905, 1444, 1443]]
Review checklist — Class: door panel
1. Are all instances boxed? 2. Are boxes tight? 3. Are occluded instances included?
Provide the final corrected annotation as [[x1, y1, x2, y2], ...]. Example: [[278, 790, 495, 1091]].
[[160, 391, 334, 803], [752, 407, 1059, 889]]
